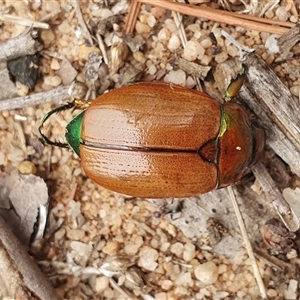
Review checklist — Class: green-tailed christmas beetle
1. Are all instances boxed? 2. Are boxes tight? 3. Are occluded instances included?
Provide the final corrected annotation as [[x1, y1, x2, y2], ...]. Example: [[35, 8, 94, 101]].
[[39, 81, 265, 198]]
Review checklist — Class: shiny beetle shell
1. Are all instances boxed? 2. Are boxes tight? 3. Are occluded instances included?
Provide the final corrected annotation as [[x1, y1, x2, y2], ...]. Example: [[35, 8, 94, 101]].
[[65, 82, 264, 198]]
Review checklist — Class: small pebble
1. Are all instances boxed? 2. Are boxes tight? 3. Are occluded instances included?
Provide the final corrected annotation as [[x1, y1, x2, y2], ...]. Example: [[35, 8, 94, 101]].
[[186, 76, 196, 89], [133, 51, 146, 64], [168, 34, 181, 51], [58, 20, 72, 34], [151, 7, 166, 19], [174, 286, 188, 296], [290, 85, 299, 97], [45, 0, 60, 11], [227, 45, 239, 57], [194, 261, 219, 284], [54, 228, 66, 240], [94, 276, 109, 293], [170, 242, 184, 256], [18, 160, 37, 174], [214, 52, 229, 64], [267, 288, 277, 298], [200, 38, 212, 49], [290, 15, 298, 23], [157, 28, 170, 41], [7, 148, 25, 162], [0, 152, 5, 165], [214, 291, 229, 299], [165, 19, 177, 33], [44, 75, 62, 87], [201, 55, 212, 66], [160, 242, 170, 252], [164, 69, 186, 86], [16, 83, 29, 97], [175, 272, 192, 286], [161, 279, 173, 290], [70, 241, 92, 256], [135, 21, 151, 34], [66, 200, 81, 218], [265, 9, 274, 19], [31, 0, 41, 10], [183, 243, 196, 262], [147, 14, 156, 27], [124, 243, 142, 255], [148, 64, 157, 75], [182, 40, 205, 61], [66, 229, 85, 240], [51, 59, 60, 70], [265, 34, 280, 54], [155, 292, 167, 300], [40, 29, 55, 45], [218, 264, 228, 274], [138, 246, 158, 271], [275, 7, 289, 21], [91, 7, 112, 19]]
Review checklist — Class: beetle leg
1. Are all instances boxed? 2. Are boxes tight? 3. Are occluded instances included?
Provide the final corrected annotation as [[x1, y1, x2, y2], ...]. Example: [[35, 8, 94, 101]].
[[39, 102, 76, 148]]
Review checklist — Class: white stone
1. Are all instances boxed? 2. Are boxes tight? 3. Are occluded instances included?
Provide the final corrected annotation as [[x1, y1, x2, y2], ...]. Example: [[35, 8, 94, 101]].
[[182, 40, 205, 61], [164, 69, 186, 86], [138, 246, 158, 271], [194, 261, 219, 284], [168, 34, 181, 52], [183, 243, 196, 262], [265, 34, 280, 54]]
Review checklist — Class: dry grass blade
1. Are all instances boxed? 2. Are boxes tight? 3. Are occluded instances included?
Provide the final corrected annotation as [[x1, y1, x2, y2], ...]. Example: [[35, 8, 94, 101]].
[[124, 0, 294, 35], [74, 0, 93, 45], [227, 186, 267, 299]]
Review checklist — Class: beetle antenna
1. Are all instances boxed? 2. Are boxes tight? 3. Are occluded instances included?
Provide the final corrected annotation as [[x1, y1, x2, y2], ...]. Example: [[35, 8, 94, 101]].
[[39, 102, 76, 148]]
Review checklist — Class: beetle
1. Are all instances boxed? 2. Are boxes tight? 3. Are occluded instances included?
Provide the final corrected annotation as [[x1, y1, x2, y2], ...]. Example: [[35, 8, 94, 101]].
[[39, 81, 265, 198]]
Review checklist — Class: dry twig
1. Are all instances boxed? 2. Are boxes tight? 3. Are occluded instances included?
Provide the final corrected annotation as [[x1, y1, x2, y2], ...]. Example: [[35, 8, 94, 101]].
[[0, 215, 60, 300], [241, 53, 300, 178], [0, 85, 70, 112], [0, 29, 42, 62], [277, 22, 300, 59], [124, 0, 294, 35], [124, 0, 142, 34]]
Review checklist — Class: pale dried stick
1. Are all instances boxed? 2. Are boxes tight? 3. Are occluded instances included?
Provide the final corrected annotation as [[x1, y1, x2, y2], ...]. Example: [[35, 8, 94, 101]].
[[0, 29, 42, 62], [126, 0, 292, 35], [40, 9, 62, 23], [237, 10, 292, 27], [0, 13, 49, 29], [0, 215, 60, 300], [227, 186, 267, 299], [0, 85, 70, 112]]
